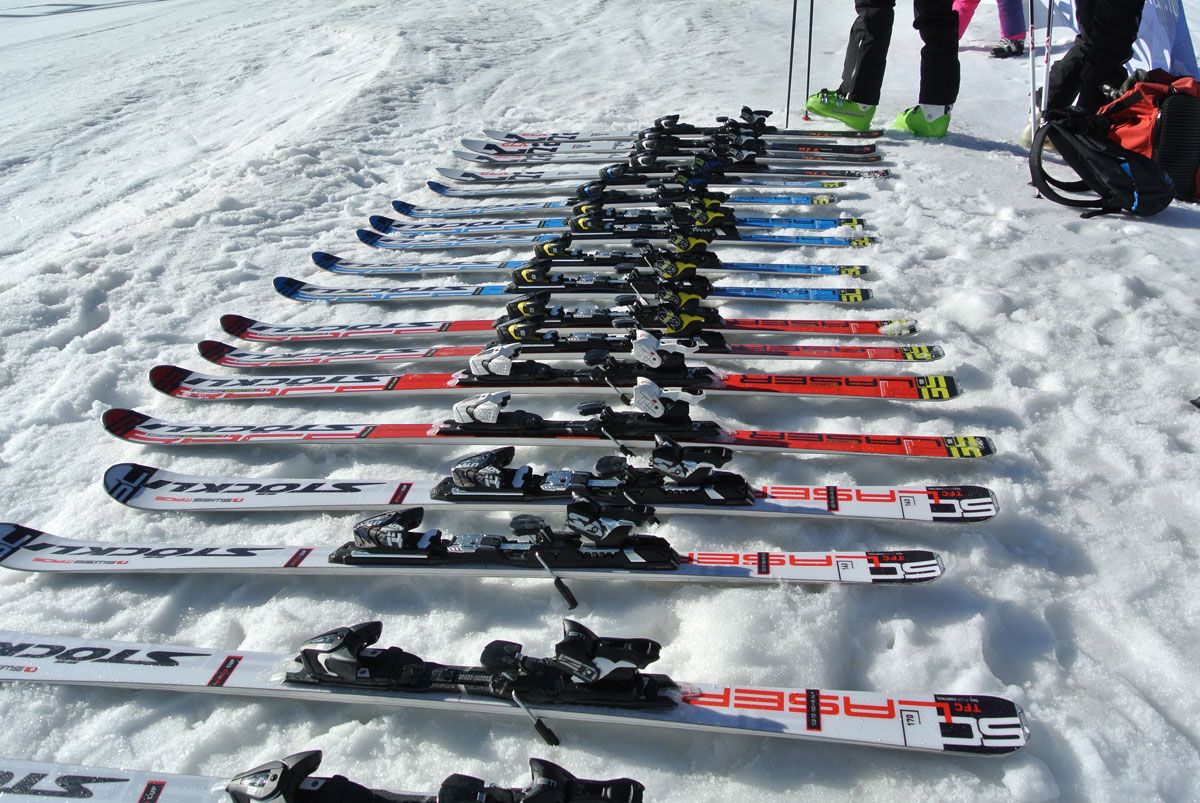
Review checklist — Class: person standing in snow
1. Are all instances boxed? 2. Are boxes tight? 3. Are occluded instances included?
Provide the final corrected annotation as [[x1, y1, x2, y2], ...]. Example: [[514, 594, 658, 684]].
[[1042, 0, 1147, 112], [1018, 0, 1147, 146], [805, 0, 960, 138], [955, 0, 1027, 57]]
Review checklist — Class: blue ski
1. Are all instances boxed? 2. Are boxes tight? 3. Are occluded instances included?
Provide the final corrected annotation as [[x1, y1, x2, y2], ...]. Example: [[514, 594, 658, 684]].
[[369, 214, 863, 236], [310, 252, 867, 278], [273, 277, 870, 305], [393, 194, 837, 219], [356, 229, 875, 251], [426, 179, 849, 199]]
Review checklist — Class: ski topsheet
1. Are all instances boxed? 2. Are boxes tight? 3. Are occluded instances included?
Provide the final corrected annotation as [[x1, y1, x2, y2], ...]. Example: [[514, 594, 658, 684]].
[[0, 628, 1027, 755], [103, 409, 992, 460], [100, 462, 998, 523], [0, 524, 945, 586], [369, 212, 865, 234], [436, 167, 890, 185], [0, 757, 222, 803], [453, 148, 883, 167], [482, 127, 887, 142], [196, 340, 942, 369], [426, 179, 849, 199], [462, 137, 877, 157], [311, 251, 867, 278], [149, 365, 962, 403], [355, 228, 876, 251], [272, 277, 872, 305], [0, 753, 637, 803], [392, 194, 839, 218], [219, 314, 918, 342]]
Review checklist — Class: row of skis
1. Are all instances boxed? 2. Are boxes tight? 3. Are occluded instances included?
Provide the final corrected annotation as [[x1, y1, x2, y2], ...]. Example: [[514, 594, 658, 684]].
[[0, 108, 1028, 802]]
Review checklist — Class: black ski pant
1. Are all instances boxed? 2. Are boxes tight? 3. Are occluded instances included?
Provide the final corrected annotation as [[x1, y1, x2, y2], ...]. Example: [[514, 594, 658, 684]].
[[1045, 0, 1146, 113], [837, 0, 960, 106]]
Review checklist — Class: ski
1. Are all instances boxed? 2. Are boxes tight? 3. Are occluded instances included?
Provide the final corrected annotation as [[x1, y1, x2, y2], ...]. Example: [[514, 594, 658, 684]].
[[103, 405, 989, 460], [148, 364, 961, 403], [101, 448, 997, 521], [426, 178, 848, 199], [454, 148, 883, 166], [0, 520, 945, 586], [0, 622, 1027, 755], [0, 750, 642, 803], [195, 337, 941, 369], [462, 137, 878, 157], [436, 167, 891, 185], [390, 194, 838, 221], [356, 229, 876, 251], [369, 213, 865, 235], [273, 277, 871, 305], [223, 312, 916, 340], [312, 251, 867, 279]]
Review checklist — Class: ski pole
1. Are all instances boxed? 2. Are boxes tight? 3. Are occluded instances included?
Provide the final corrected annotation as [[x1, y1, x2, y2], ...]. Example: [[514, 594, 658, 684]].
[[1041, 0, 1055, 115], [785, 0, 801, 126], [1027, 0, 1037, 134], [803, 0, 815, 120]]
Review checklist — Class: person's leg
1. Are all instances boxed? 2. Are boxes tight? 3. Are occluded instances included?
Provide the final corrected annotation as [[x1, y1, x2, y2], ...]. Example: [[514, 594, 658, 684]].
[[914, 0, 960, 104], [1044, 0, 1094, 109], [1076, 0, 1145, 111], [954, 0, 982, 37], [996, 0, 1026, 39], [838, 0, 897, 105]]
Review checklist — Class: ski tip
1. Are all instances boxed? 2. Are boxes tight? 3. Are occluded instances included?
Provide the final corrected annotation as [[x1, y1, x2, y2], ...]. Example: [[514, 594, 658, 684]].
[[102, 462, 157, 505], [0, 523, 44, 554], [976, 436, 998, 457], [368, 214, 395, 232], [454, 150, 489, 163], [880, 319, 917, 337], [426, 180, 452, 195], [220, 314, 256, 338], [148, 365, 192, 396], [101, 408, 152, 439], [391, 199, 417, 217], [943, 376, 962, 399], [869, 549, 944, 583], [311, 251, 341, 269], [482, 129, 517, 141], [356, 228, 384, 247], [435, 167, 466, 180], [197, 340, 237, 365], [273, 276, 307, 299]]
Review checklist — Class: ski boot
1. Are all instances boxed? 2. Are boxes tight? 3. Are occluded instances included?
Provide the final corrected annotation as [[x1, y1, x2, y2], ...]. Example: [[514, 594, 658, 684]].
[[805, 89, 877, 132], [991, 37, 1024, 58], [894, 104, 952, 138]]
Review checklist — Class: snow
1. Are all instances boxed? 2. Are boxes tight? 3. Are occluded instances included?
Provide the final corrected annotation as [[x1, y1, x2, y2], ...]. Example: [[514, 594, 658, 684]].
[[1, 0, 1199, 799]]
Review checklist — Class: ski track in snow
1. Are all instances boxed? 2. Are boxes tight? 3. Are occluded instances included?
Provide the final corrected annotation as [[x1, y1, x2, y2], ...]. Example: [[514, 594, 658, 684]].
[[0, 0, 1198, 799]]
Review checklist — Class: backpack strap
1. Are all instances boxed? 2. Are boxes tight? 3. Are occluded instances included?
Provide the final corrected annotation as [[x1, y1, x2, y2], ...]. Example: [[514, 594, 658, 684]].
[[1028, 122, 1117, 215]]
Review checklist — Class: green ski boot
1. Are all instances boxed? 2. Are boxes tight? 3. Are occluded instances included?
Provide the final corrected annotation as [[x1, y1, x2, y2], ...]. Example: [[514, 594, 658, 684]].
[[805, 89, 877, 132], [894, 104, 952, 138]]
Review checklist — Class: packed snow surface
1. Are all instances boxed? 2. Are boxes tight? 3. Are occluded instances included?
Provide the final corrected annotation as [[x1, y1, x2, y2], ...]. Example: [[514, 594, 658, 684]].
[[1, 1, 1199, 800]]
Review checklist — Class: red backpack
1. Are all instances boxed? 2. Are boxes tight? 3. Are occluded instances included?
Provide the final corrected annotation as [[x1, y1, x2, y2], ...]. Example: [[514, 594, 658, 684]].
[[1099, 69, 1200, 200]]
